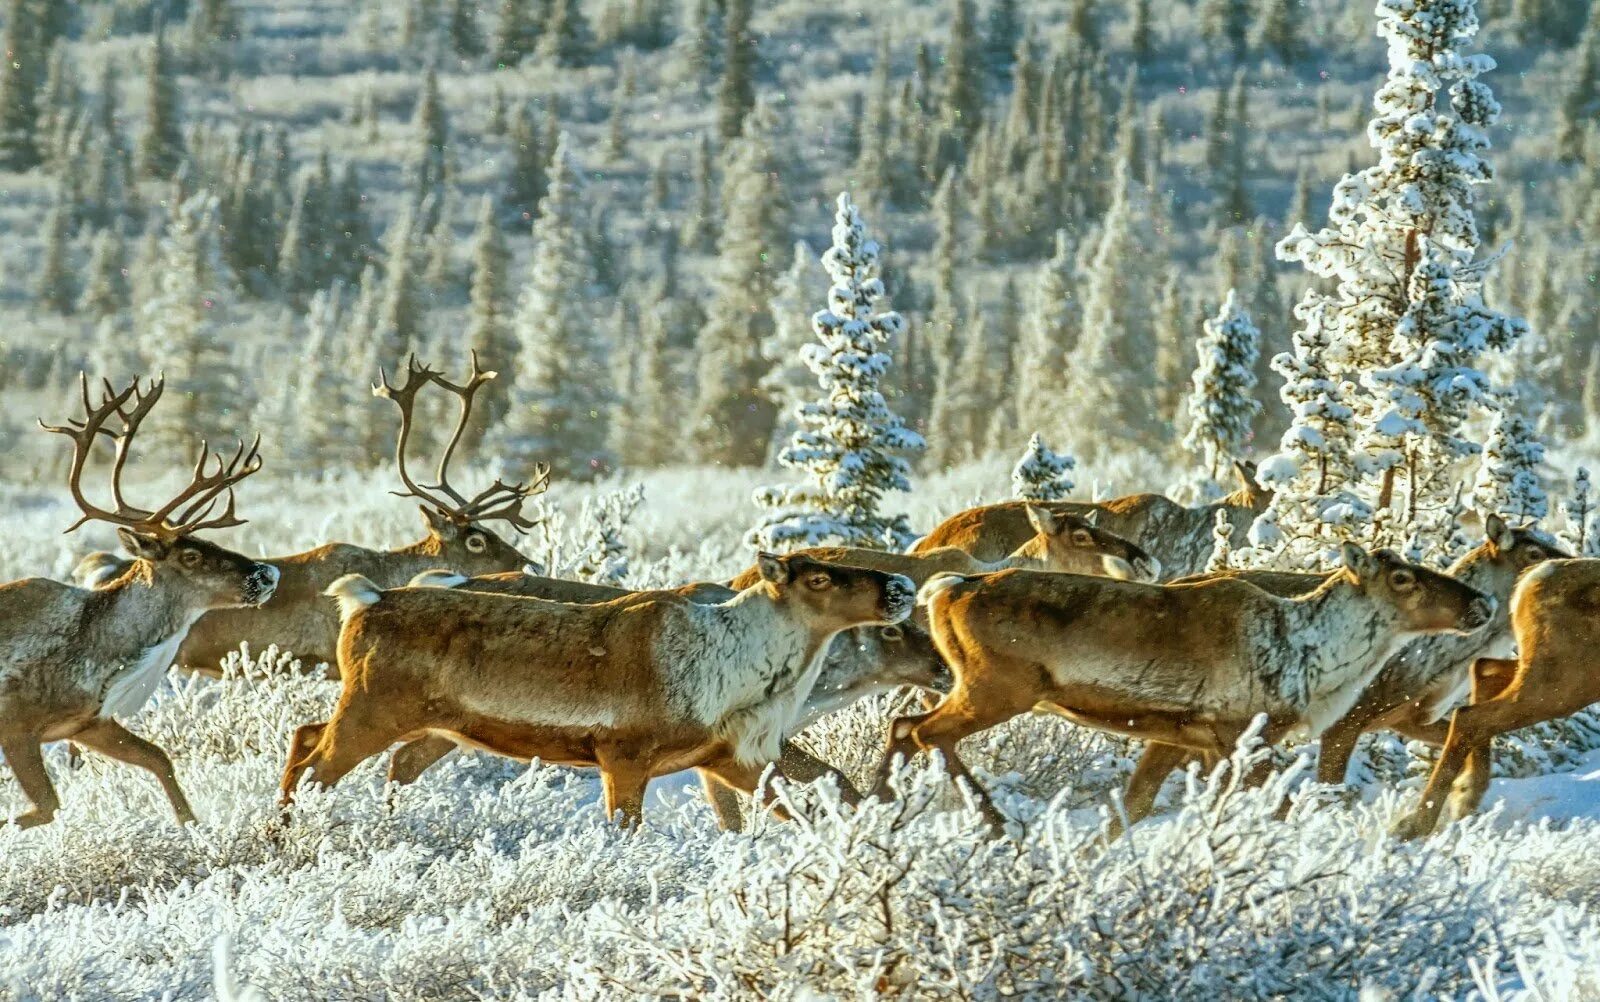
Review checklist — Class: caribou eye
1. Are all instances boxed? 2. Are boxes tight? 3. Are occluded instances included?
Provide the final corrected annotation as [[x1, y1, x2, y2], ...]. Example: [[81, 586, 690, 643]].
[[180, 549, 202, 567], [465, 534, 488, 554], [1390, 569, 1416, 588], [1073, 530, 1093, 544], [806, 573, 832, 590], [880, 624, 905, 642]]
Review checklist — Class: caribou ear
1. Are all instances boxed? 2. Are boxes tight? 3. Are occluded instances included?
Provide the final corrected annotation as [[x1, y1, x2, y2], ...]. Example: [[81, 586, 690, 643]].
[[1484, 513, 1514, 550], [1340, 542, 1379, 579], [756, 552, 791, 585], [1083, 508, 1100, 527], [117, 528, 169, 560], [1024, 504, 1061, 536]]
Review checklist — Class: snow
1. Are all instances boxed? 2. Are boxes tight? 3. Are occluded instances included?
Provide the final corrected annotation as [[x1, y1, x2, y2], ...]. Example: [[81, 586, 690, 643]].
[[1480, 749, 1600, 830]]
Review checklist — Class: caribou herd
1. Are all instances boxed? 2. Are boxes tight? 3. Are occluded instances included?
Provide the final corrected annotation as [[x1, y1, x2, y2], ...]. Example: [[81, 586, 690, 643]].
[[2, 358, 1597, 843]]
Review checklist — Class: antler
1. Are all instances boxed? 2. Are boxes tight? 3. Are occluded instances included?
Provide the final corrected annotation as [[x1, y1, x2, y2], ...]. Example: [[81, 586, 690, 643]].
[[373, 352, 551, 533], [39, 373, 263, 539]]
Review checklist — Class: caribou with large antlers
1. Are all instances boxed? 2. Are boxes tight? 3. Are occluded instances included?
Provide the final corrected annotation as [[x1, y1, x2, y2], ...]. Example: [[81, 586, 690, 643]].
[[0, 375, 279, 828], [82, 355, 548, 676]]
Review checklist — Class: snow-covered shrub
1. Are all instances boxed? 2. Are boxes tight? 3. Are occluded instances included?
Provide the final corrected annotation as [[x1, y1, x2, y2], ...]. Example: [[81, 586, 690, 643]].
[[1010, 432, 1075, 501], [750, 193, 924, 552]]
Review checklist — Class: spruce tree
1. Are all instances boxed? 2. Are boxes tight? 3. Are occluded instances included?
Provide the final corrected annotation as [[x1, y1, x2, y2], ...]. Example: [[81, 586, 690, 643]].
[[1557, 21, 1599, 162], [409, 64, 449, 208], [750, 193, 923, 551], [941, 0, 983, 142], [1011, 433, 1075, 501], [691, 104, 789, 465], [1473, 405, 1548, 523], [504, 103, 547, 220], [1257, 0, 1303, 64], [373, 202, 422, 368], [538, 0, 590, 66], [35, 193, 73, 314], [464, 193, 516, 448], [1130, 0, 1153, 63], [135, 22, 185, 179], [1063, 156, 1158, 459], [0, 0, 41, 171], [491, 0, 540, 67], [759, 241, 818, 464], [1012, 228, 1077, 442], [139, 192, 243, 451], [1201, 0, 1251, 61], [446, 0, 484, 58], [80, 227, 130, 318], [1266, 0, 1527, 556], [498, 136, 613, 478], [1182, 290, 1261, 479], [984, 0, 1022, 80], [716, 0, 754, 141]]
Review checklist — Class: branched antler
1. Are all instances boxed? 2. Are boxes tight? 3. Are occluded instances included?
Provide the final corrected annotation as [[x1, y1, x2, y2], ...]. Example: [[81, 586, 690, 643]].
[[39, 373, 263, 538], [374, 352, 551, 532]]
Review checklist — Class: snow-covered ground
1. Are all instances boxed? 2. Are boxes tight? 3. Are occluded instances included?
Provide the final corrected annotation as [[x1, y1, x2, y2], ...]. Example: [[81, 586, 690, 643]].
[[3, 463, 1600, 999]]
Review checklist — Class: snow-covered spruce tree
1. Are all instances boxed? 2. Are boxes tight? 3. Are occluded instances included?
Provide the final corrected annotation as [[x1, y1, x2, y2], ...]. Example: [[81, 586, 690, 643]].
[[750, 194, 923, 552], [692, 102, 789, 466], [1561, 467, 1595, 555], [1012, 228, 1077, 444], [0, 0, 40, 171], [1012, 432, 1075, 501], [1262, 0, 1528, 562], [135, 21, 184, 179], [1063, 154, 1157, 460], [1472, 404, 1548, 524], [80, 226, 129, 318], [1182, 290, 1261, 480], [35, 193, 73, 314], [716, 0, 754, 141], [759, 240, 817, 465], [463, 193, 516, 449], [496, 136, 613, 479], [409, 64, 449, 211], [138, 191, 243, 452], [1252, 315, 1367, 567], [292, 282, 359, 468], [373, 200, 422, 369]]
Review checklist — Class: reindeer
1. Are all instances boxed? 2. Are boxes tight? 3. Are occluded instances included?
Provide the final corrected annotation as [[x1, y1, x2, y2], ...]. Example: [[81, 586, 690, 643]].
[[279, 553, 917, 826], [728, 505, 1161, 592], [78, 356, 546, 677], [394, 570, 949, 829], [0, 376, 279, 828], [874, 545, 1493, 833], [1391, 557, 1600, 840], [1170, 515, 1566, 789], [911, 461, 1271, 580]]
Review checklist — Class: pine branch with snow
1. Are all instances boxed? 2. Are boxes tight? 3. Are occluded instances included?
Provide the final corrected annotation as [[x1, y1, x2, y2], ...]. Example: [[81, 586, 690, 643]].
[[750, 194, 924, 552], [1011, 433, 1076, 502]]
